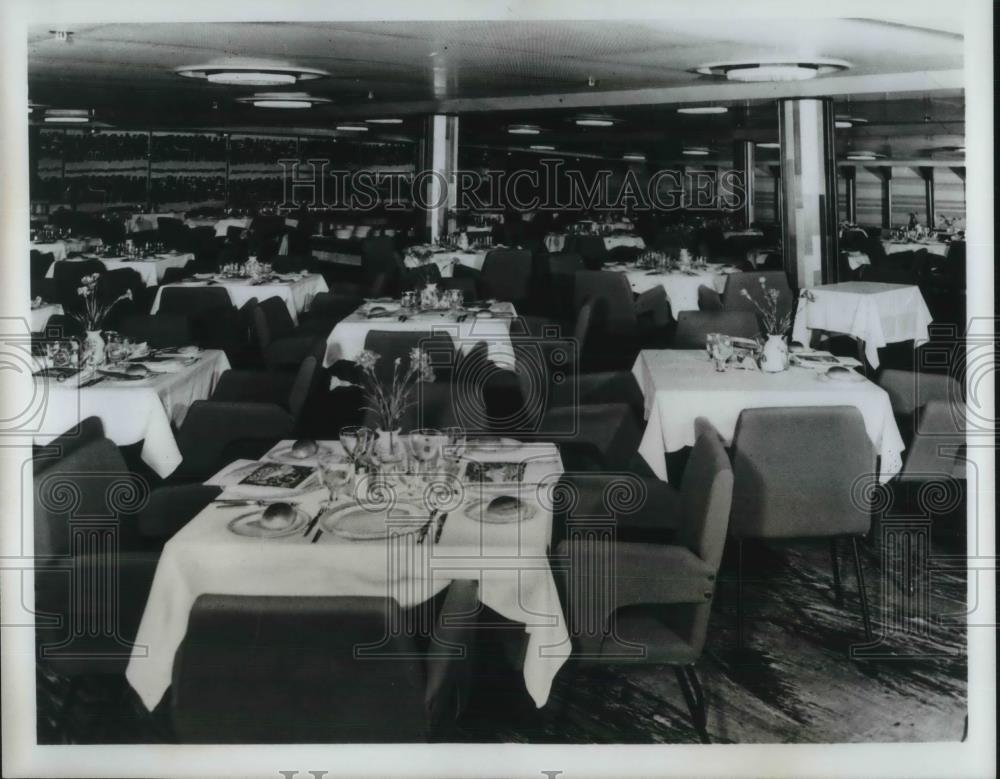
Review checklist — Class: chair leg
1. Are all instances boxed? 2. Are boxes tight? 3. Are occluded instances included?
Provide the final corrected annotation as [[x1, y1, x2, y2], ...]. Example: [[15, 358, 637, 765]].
[[736, 539, 745, 650], [830, 537, 844, 608], [851, 536, 874, 642], [674, 666, 710, 744]]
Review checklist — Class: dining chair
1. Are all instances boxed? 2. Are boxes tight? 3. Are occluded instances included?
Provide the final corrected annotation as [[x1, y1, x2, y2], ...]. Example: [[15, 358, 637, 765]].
[[546, 252, 583, 322], [174, 354, 319, 480], [52, 258, 106, 308], [30, 250, 55, 281], [481, 248, 533, 306], [362, 329, 456, 384], [157, 285, 232, 317], [729, 406, 875, 647], [697, 284, 724, 311], [160, 261, 197, 286], [719, 271, 795, 316], [573, 271, 639, 336], [573, 235, 610, 269], [554, 418, 734, 742], [361, 236, 404, 289], [673, 310, 760, 348], [118, 314, 193, 348], [171, 580, 480, 742], [252, 295, 323, 372]]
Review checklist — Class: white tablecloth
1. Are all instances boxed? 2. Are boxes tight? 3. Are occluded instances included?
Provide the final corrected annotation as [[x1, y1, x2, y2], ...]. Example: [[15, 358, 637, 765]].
[[47, 252, 193, 287], [324, 303, 517, 369], [31, 237, 102, 262], [881, 241, 949, 257], [846, 251, 871, 270], [791, 282, 933, 368], [125, 440, 569, 711], [632, 349, 904, 483], [404, 250, 489, 278], [150, 274, 329, 324], [604, 262, 732, 314], [126, 213, 182, 233], [30, 303, 63, 332], [542, 234, 646, 253], [32, 349, 230, 478]]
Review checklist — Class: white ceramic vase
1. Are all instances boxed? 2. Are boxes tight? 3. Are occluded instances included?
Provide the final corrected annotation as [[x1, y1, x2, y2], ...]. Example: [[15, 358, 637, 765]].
[[84, 330, 105, 367], [760, 334, 788, 373]]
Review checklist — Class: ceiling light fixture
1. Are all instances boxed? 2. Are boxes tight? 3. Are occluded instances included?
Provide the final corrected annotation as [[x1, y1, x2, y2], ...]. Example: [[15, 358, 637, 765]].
[[677, 106, 728, 115], [336, 122, 369, 132], [845, 150, 885, 161], [756, 141, 780, 149], [508, 124, 541, 135], [529, 144, 555, 151], [835, 116, 868, 129], [176, 61, 329, 86], [622, 152, 647, 161], [43, 108, 91, 124], [366, 118, 404, 124], [236, 92, 330, 109], [575, 114, 616, 127], [682, 146, 710, 156], [693, 58, 850, 82]]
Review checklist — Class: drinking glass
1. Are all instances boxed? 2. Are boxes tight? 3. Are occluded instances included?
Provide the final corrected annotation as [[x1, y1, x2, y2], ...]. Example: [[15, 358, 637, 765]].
[[407, 428, 443, 477], [715, 335, 734, 371], [401, 290, 418, 311], [441, 426, 467, 481], [105, 333, 126, 367], [318, 452, 353, 505], [448, 288, 464, 312], [339, 425, 372, 465], [705, 332, 719, 362]]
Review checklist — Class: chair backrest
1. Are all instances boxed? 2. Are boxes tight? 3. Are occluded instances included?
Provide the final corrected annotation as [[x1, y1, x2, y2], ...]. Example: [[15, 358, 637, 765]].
[[730, 406, 873, 539], [362, 329, 455, 384], [52, 259, 107, 300], [33, 416, 105, 476], [878, 369, 963, 416], [676, 419, 734, 568], [574, 235, 609, 269], [360, 236, 402, 282], [255, 296, 296, 347], [30, 250, 55, 280], [119, 314, 193, 348], [161, 262, 195, 286], [573, 271, 637, 334], [96, 267, 144, 304], [901, 399, 967, 480], [287, 355, 318, 421], [158, 286, 232, 317], [171, 594, 429, 743], [697, 284, 724, 311], [547, 252, 583, 277], [721, 271, 794, 317], [673, 310, 760, 348], [481, 249, 533, 303]]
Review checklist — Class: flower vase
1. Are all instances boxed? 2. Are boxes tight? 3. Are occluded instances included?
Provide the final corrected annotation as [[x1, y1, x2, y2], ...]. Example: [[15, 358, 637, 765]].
[[374, 428, 404, 465], [760, 334, 788, 373], [84, 330, 105, 368]]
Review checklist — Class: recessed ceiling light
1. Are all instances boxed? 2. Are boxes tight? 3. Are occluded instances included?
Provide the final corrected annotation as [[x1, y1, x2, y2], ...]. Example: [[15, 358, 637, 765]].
[[677, 106, 728, 115], [575, 114, 616, 127], [694, 58, 851, 82], [365, 118, 404, 124], [682, 146, 710, 156], [508, 124, 541, 135], [756, 141, 780, 149], [236, 92, 330, 109], [845, 150, 885, 161], [43, 108, 91, 124], [336, 123, 369, 132], [529, 144, 555, 151], [622, 152, 646, 161], [835, 116, 868, 129], [176, 61, 328, 86]]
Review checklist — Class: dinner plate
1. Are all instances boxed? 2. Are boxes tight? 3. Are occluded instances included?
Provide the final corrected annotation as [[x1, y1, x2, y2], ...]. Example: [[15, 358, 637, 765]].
[[463, 496, 536, 524], [320, 501, 430, 540], [227, 507, 310, 538], [265, 443, 334, 464], [817, 368, 866, 383]]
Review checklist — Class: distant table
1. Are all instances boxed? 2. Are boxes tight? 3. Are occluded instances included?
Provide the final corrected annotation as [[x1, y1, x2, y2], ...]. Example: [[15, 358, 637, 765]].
[[723, 229, 764, 240], [791, 282, 933, 368], [150, 273, 328, 324], [632, 349, 905, 483], [126, 213, 181, 233], [32, 349, 230, 478], [881, 241, 949, 257], [31, 237, 103, 262], [30, 302, 63, 332], [604, 262, 735, 314], [126, 438, 569, 711], [543, 234, 646, 253], [324, 301, 517, 369], [47, 252, 193, 287], [404, 249, 489, 278]]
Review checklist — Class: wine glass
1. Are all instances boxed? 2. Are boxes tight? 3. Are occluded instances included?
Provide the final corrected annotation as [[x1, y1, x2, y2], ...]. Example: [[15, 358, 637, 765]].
[[407, 428, 443, 478], [318, 452, 353, 506], [339, 425, 372, 465], [705, 332, 719, 363], [441, 426, 467, 481], [715, 335, 734, 371]]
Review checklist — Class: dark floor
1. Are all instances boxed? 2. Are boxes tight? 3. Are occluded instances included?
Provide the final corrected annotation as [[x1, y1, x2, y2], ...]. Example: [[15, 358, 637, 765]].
[[37, 512, 967, 745]]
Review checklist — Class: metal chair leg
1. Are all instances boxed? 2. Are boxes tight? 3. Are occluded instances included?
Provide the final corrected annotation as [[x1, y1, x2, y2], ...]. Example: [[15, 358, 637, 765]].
[[851, 536, 874, 642], [736, 539, 745, 650], [674, 665, 710, 744], [830, 537, 844, 608]]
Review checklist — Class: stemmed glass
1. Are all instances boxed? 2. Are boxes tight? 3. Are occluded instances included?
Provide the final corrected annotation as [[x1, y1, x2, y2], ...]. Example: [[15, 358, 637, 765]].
[[408, 429, 443, 479], [317, 451, 354, 508], [441, 426, 467, 479], [714, 335, 734, 372], [339, 425, 372, 466], [705, 333, 719, 363]]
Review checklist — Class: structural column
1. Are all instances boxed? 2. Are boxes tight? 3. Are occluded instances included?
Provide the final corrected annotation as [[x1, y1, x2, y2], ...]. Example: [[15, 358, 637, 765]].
[[778, 98, 840, 288], [918, 167, 935, 228], [842, 166, 857, 224], [875, 166, 893, 229], [732, 140, 755, 227], [417, 114, 459, 243]]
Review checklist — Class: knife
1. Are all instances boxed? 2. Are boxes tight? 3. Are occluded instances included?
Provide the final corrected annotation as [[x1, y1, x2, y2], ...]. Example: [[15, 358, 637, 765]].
[[310, 528, 324, 543], [416, 510, 438, 545], [433, 512, 449, 543], [302, 506, 324, 537]]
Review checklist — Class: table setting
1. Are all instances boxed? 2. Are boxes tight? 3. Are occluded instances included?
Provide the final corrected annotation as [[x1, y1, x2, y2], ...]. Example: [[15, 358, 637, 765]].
[[404, 240, 495, 278], [125, 427, 570, 712], [30, 234, 104, 262], [48, 241, 194, 286], [29, 297, 64, 332], [603, 249, 739, 314]]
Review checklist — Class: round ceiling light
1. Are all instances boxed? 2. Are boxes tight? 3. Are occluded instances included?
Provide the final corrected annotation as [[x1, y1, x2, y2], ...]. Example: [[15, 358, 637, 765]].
[[693, 58, 851, 82], [575, 114, 616, 127], [622, 152, 647, 161], [237, 92, 330, 109], [682, 146, 710, 156], [508, 124, 541, 135], [529, 144, 555, 151], [677, 106, 728, 115], [336, 122, 369, 132], [366, 118, 404, 124], [43, 108, 91, 123], [756, 141, 781, 149], [176, 60, 329, 86]]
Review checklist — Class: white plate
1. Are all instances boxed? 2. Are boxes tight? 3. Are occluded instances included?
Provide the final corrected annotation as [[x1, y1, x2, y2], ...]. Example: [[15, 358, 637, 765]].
[[265, 443, 334, 464], [817, 368, 866, 383], [320, 501, 430, 540], [227, 507, 310, 538], [463, 496, 536, 524]]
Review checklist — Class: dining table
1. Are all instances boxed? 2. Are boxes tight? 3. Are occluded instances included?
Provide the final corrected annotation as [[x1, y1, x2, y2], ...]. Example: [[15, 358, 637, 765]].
[[125, 437, 571, 711], [46, 251, 194, 287], [791, 282, 933, 368], [543, 233, 646, 253], [881, 240, 950, 257], [603, 261, 737, 314], [126, 212, 182, 233], [183, 216, 252, 237], [29, 301, 64, 332], [149, 272, 329, 324], [323, 300, 518, 369], [632, 349, 905, 483], [32, 348, 231, 478], [30, 237, 103, 262], [403, 247, 491, 278]]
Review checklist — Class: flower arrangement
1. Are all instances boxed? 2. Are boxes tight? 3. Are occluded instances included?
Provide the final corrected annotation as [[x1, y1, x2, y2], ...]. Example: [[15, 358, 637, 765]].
[[739, 277, 792, 336], [71, 273, 133, 332], [349, 348, 436, 432]]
